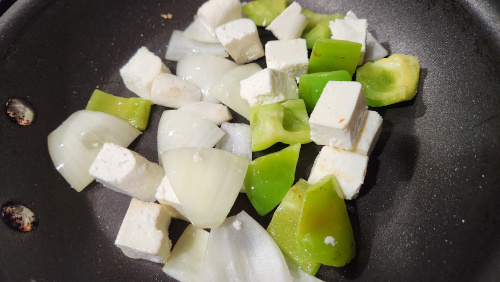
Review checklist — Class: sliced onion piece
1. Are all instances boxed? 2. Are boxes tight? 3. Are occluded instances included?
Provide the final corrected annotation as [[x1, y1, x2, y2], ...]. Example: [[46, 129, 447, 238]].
[[165, 30, 228, 62], [162, 224, 210, 282], [208, 63, 261, 120], [176, 54, 238, 103], [151, 73, 203, 109], [285, 257, 324, 282], [204, 211, 293, 281], [47, 110, 142, 192], [183, 17, 220, 44], [178, 101, 232, 126], [157, 110, 225, 163], [155, 176, 188, 220], [161, 147, 248, 228]]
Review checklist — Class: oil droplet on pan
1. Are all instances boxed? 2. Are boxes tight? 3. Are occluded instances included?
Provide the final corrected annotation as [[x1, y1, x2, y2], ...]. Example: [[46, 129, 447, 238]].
[[5, 98, 36, 126], [1, 201, 39, 232]]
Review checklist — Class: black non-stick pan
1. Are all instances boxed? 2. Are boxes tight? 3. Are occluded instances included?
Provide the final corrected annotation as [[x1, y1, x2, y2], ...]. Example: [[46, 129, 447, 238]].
[[1, 0, 499, 281]]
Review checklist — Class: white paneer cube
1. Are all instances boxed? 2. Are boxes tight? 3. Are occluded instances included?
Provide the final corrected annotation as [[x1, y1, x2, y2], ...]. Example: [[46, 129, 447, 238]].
[[119, 46, 171, 99], [266, 2, 308, 40], [240, 68, 298, 107], [330, 19, 368, 65], [352, 110, 383, 156], [265, 38, 308, 78], [89, 143, 165, 202], [178, 102, 232, 126], [197, 0, 242, 36], [308, 146, 368, 200], [215, 18, 264, 64], [309, 81, 367, 150], [151, 73, 203, 109], [155, 176, 188, 220], [115, 198, 172, 263]]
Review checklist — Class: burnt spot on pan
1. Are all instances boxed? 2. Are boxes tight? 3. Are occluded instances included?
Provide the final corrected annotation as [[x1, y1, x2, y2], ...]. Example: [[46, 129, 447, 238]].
[[5, 98, 35, 126], [1, 201, 39, 232]]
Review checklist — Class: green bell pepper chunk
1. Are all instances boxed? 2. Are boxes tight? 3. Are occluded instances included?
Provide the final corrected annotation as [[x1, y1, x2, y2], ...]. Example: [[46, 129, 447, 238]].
[[301, 10, 344, 49], [297, 175, 356, 267], [267, 179, 321, 275], [298, 70, 351, 113], [249, 99, 311, 151], [242, 0, 290, 27], [85, 89, 152, 130], [308, 39, 362, 77], [356, 53, 420, 107], [245, 144, 301, 216]]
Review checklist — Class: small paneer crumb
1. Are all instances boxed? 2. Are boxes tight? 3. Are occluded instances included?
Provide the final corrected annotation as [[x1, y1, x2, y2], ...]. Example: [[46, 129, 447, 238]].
[[266, 2, 308, 40], [324, 236, 338, 246], [215, 18, 264, 64], [89, 143, 165, 202], [309, 81, 367, 150], [265, 38, 308, 78], [197, 0, 242, 36], [194, 151, 204, 162], [232, 219, 242, 230], [115, 198, 172, 264], [119, 46, 171, 100], [240, 68, 298, 107], [308, 146, 368, 200]]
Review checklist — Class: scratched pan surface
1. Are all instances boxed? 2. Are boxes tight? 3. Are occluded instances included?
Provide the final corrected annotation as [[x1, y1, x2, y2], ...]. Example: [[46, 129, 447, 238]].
[[0, 0, 499, 281]]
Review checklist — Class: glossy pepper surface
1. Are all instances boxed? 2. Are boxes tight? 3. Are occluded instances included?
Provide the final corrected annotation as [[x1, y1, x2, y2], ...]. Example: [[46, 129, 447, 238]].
[[245, 144, 301, 216], [308, 39, 362, 77], [249, 99, 311, 151], [85, 89, 152, 130], [297, 175, 356, 267], [267, 179, 321, 275]]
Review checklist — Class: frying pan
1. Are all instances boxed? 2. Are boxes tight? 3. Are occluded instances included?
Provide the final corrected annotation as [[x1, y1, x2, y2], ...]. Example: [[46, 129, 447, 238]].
[[1, 0, 499, 281]]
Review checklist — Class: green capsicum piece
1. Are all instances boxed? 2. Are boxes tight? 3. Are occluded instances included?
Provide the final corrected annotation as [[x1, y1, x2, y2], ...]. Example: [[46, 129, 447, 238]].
[[297, 175, 356, 267], [245, 144, 301, 216], [356, 53, 420, 107], [267, 179, 321, 275], [308, 39, 362, 77], [249, 99, 311, 152], [85, 89, 152, 130], [242, 0, 290, 27], [301, 10, 344, 49]]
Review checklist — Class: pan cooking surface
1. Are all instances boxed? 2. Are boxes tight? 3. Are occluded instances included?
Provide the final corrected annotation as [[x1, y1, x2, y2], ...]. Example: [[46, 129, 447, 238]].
[[0, 0, 499, 281]]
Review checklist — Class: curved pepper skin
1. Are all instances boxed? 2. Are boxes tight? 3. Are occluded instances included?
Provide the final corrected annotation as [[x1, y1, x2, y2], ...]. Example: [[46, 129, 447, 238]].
[[85, 89, 152, 130], [267, 179, 321, 275], [249, 99, 311, 152], [244, 144, 301, 216], [297, 175, 356, 267]]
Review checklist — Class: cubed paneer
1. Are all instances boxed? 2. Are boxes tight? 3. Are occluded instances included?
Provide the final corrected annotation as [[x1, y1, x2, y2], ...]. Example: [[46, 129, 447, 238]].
[[89, 143, 164, 202], [115, 198, 172, 263], [155, 176, 188, 220], [119, 46, 171, 100], [265, 38, 308, 78], [308, 146, 368, 200], [330, 19, 368, 65], [240, 68, 298, 107], [151, 73, 203, 109], [309, 81, 367, 150], [215, 18, 264, 64], [266, 2, 308, 40], [178, 102, 232, 126], [352, 110, 383, 156], [197, 0, 242, 36]]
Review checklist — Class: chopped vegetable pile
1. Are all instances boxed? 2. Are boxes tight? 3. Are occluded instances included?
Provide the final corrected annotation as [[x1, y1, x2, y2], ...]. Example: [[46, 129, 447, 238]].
[[47, 0, 420, 280]]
